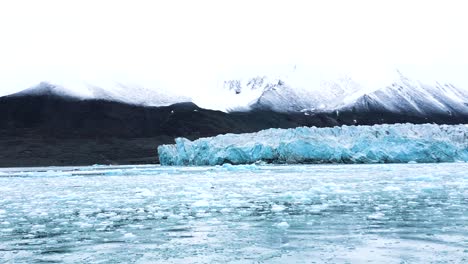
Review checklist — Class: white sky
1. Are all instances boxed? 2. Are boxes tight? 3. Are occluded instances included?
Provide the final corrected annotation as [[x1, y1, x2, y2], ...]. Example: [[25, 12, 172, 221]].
[[0, 0, 467, 108]]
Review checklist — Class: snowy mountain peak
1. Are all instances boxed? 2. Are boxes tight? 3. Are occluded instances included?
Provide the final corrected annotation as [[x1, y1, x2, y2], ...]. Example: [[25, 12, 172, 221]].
[[223, 75, 365, 112], [221, 71, 468, 116], [86, 83, 191, 107], [8, 82, 84, 99], [223, 76, 283, 95], [7, 82, 191, 107], [342, 72, 468, 116]]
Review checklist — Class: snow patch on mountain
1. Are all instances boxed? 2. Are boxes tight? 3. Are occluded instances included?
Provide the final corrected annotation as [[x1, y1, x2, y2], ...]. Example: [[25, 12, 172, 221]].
[[9, 82, 88, 99], [7, 82, 191, 107], [86, 83, 191, 107]]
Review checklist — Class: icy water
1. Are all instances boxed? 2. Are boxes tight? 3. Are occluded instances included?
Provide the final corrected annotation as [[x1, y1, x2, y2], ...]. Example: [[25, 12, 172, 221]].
[[0, 164, 467, 263]]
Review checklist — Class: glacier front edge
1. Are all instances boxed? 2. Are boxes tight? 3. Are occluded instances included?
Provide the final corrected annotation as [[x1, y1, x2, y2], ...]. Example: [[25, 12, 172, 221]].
[[158, 124, 468, 166]]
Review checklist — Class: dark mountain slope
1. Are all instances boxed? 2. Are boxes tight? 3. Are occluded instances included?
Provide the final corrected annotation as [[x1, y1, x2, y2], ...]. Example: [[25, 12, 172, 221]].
[[0, 94, 329, 138]]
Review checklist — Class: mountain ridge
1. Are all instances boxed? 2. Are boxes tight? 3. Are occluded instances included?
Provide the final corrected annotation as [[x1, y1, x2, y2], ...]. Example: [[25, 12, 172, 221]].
[[6, 82, 191, 107], [224, 72, 468, 117], [7, 72, 468, 117]]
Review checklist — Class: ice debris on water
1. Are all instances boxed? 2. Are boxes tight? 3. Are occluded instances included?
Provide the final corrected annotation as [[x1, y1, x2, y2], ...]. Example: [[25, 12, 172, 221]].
[[367, 212, 386, 220], [271, 204, 286, 212], [158, 123, 468, 165], [123, 233, 136, 239], [192, 200, 210, 207], [276, 222, 290, 229]]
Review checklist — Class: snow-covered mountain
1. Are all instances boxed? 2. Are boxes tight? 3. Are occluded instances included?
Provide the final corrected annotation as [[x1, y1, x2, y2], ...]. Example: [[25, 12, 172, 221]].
[[8, 82, 191, 107], [9, 82, 86, 99], [6, 71, 468, 117], [341, 73, 468, 116], [222, 76, 364, 112], [86, 83, 191, 107], [223, 72, 468, 117]]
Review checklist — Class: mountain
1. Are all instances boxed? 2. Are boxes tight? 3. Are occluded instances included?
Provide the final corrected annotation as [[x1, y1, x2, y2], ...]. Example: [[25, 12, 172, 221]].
[[223, 72, 468, 119], [8, 82, 84, 99], [249, 76, 363, 112], [222, 75, 368, 112], [7, 82, 191, 107], [341, 73, 468, 117], [86, 83, 191, 107]]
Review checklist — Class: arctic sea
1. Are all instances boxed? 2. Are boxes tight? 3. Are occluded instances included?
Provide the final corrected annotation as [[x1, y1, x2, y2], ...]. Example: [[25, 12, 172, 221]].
[[0, 163, 466, 263]]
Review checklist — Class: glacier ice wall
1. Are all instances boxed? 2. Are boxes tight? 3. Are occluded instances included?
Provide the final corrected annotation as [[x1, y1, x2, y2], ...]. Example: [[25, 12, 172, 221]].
[[158, 124, 468, 166]]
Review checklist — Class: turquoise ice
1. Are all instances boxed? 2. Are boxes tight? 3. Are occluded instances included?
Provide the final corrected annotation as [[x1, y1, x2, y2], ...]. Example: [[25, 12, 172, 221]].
[[158, 123, 468, 166]]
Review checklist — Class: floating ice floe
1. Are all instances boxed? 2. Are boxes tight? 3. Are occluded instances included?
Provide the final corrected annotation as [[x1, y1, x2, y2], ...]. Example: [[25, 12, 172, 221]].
[[158, 124, 468, 165]]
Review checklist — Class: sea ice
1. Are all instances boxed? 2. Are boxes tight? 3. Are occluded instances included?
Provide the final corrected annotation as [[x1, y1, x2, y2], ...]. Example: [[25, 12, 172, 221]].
[[276, 222, 290, 229], [0, 163, 467, 263], [158, 123, 468, 165]]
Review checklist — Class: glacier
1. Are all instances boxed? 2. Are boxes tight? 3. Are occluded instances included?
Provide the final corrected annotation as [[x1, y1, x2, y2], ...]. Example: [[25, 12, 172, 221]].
[[158, 123, 468, 165]]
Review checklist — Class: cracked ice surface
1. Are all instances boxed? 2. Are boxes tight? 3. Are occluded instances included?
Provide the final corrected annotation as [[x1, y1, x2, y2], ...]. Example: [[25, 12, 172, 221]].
[[0, 163, 467, 263], [158, 124, 468, 165]]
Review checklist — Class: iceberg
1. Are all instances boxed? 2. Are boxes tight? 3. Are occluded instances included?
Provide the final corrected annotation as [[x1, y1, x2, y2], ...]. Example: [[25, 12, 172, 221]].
[[158, 124, 468, 166]]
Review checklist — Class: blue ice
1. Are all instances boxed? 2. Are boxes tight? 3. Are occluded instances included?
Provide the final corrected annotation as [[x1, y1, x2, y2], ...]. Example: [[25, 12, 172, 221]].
[[158, 124, 468, 165]]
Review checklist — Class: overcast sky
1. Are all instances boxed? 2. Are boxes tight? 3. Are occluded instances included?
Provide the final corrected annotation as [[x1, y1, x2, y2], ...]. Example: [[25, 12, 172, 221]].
[[1, 0, 467, 107]]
